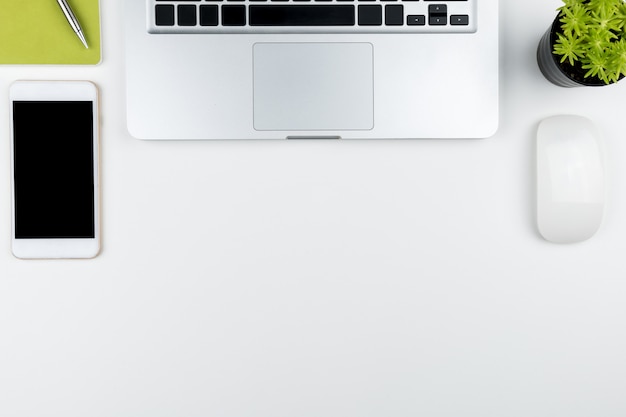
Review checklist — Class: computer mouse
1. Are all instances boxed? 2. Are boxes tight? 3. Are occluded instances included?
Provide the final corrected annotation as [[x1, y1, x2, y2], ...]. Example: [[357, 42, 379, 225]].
[[536, 115, 606, 244]]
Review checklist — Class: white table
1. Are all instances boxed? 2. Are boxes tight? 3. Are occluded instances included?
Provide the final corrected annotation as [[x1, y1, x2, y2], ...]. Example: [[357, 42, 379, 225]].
[[1, 1, 625, 416]]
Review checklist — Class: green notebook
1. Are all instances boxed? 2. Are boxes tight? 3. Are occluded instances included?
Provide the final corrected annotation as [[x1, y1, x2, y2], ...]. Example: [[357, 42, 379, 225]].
[[0, 0, 101, 65]]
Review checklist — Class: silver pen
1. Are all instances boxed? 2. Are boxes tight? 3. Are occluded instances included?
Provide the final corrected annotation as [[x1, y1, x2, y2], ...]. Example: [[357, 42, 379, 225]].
[[56, 0, 89, 49]]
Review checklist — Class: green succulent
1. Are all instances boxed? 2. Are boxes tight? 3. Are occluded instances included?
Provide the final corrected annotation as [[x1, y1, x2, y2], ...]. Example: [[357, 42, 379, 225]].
[[553, 0, 626, 84]]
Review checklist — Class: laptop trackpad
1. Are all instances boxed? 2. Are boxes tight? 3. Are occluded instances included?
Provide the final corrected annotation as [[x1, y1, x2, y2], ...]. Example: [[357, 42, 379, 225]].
[[253, 43, 374, 131]]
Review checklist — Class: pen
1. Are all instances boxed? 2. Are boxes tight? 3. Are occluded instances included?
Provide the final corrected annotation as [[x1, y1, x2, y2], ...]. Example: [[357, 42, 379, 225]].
[[56, 0, 88, 49]]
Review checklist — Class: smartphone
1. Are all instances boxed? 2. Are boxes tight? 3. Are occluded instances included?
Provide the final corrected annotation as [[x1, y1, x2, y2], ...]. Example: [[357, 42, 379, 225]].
[[10, 81, 100, 259]]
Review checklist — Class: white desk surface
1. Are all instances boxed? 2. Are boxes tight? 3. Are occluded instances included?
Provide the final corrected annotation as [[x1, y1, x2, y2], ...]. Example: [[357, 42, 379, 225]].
[[2, 1, 625, 416]]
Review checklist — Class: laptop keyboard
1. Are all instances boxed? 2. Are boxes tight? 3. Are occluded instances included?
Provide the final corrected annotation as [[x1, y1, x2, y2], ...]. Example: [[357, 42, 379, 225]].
[[148, 0, 477, 33]]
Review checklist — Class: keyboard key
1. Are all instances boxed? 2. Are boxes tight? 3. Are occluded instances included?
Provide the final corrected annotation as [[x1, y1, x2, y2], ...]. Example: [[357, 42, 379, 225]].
[[155, 5, 175, 26], [450, 14, 469, 25], [407, 14, 425, 25], [222, 5, 246, 25], [178, 5, 197, 26], [200, 5, 219, 25], [385, 4, 403, 25], [429, 15, 446, 25], [358, 5, 382, 25], [249, 5, 355, 26], [428, 4, 447, 14]]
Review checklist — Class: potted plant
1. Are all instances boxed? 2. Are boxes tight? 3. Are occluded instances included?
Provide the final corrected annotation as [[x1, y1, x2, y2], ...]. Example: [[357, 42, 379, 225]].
[[537, 0, 626, 87]]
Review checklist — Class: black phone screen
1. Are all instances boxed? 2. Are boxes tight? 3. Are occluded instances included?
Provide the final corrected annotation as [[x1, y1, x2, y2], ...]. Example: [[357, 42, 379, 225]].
[[13, 101, 95, 239]]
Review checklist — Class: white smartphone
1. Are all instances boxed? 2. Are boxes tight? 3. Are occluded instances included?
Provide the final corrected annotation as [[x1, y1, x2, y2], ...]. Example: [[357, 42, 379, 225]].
[[10, 81, 100, 259]]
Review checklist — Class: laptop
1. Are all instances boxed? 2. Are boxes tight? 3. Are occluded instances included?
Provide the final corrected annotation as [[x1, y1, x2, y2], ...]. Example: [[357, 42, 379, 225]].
[[125, 0, 498, 140]]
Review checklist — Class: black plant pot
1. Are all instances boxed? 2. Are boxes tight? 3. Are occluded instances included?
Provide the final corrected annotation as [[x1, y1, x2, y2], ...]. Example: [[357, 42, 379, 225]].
[[537, 16, 611, 87]]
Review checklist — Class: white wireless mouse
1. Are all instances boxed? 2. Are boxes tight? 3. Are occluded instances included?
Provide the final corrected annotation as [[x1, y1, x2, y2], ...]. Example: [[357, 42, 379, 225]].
[[536, 115, 606, 244]]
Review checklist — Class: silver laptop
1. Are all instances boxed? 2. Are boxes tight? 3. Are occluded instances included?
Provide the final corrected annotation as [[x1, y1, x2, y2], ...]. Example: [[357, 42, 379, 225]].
[[125, 0, 498, 140]]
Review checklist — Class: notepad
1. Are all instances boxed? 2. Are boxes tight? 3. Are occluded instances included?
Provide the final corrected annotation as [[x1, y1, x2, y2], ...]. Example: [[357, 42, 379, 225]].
[[0, 0, 101, 65]]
